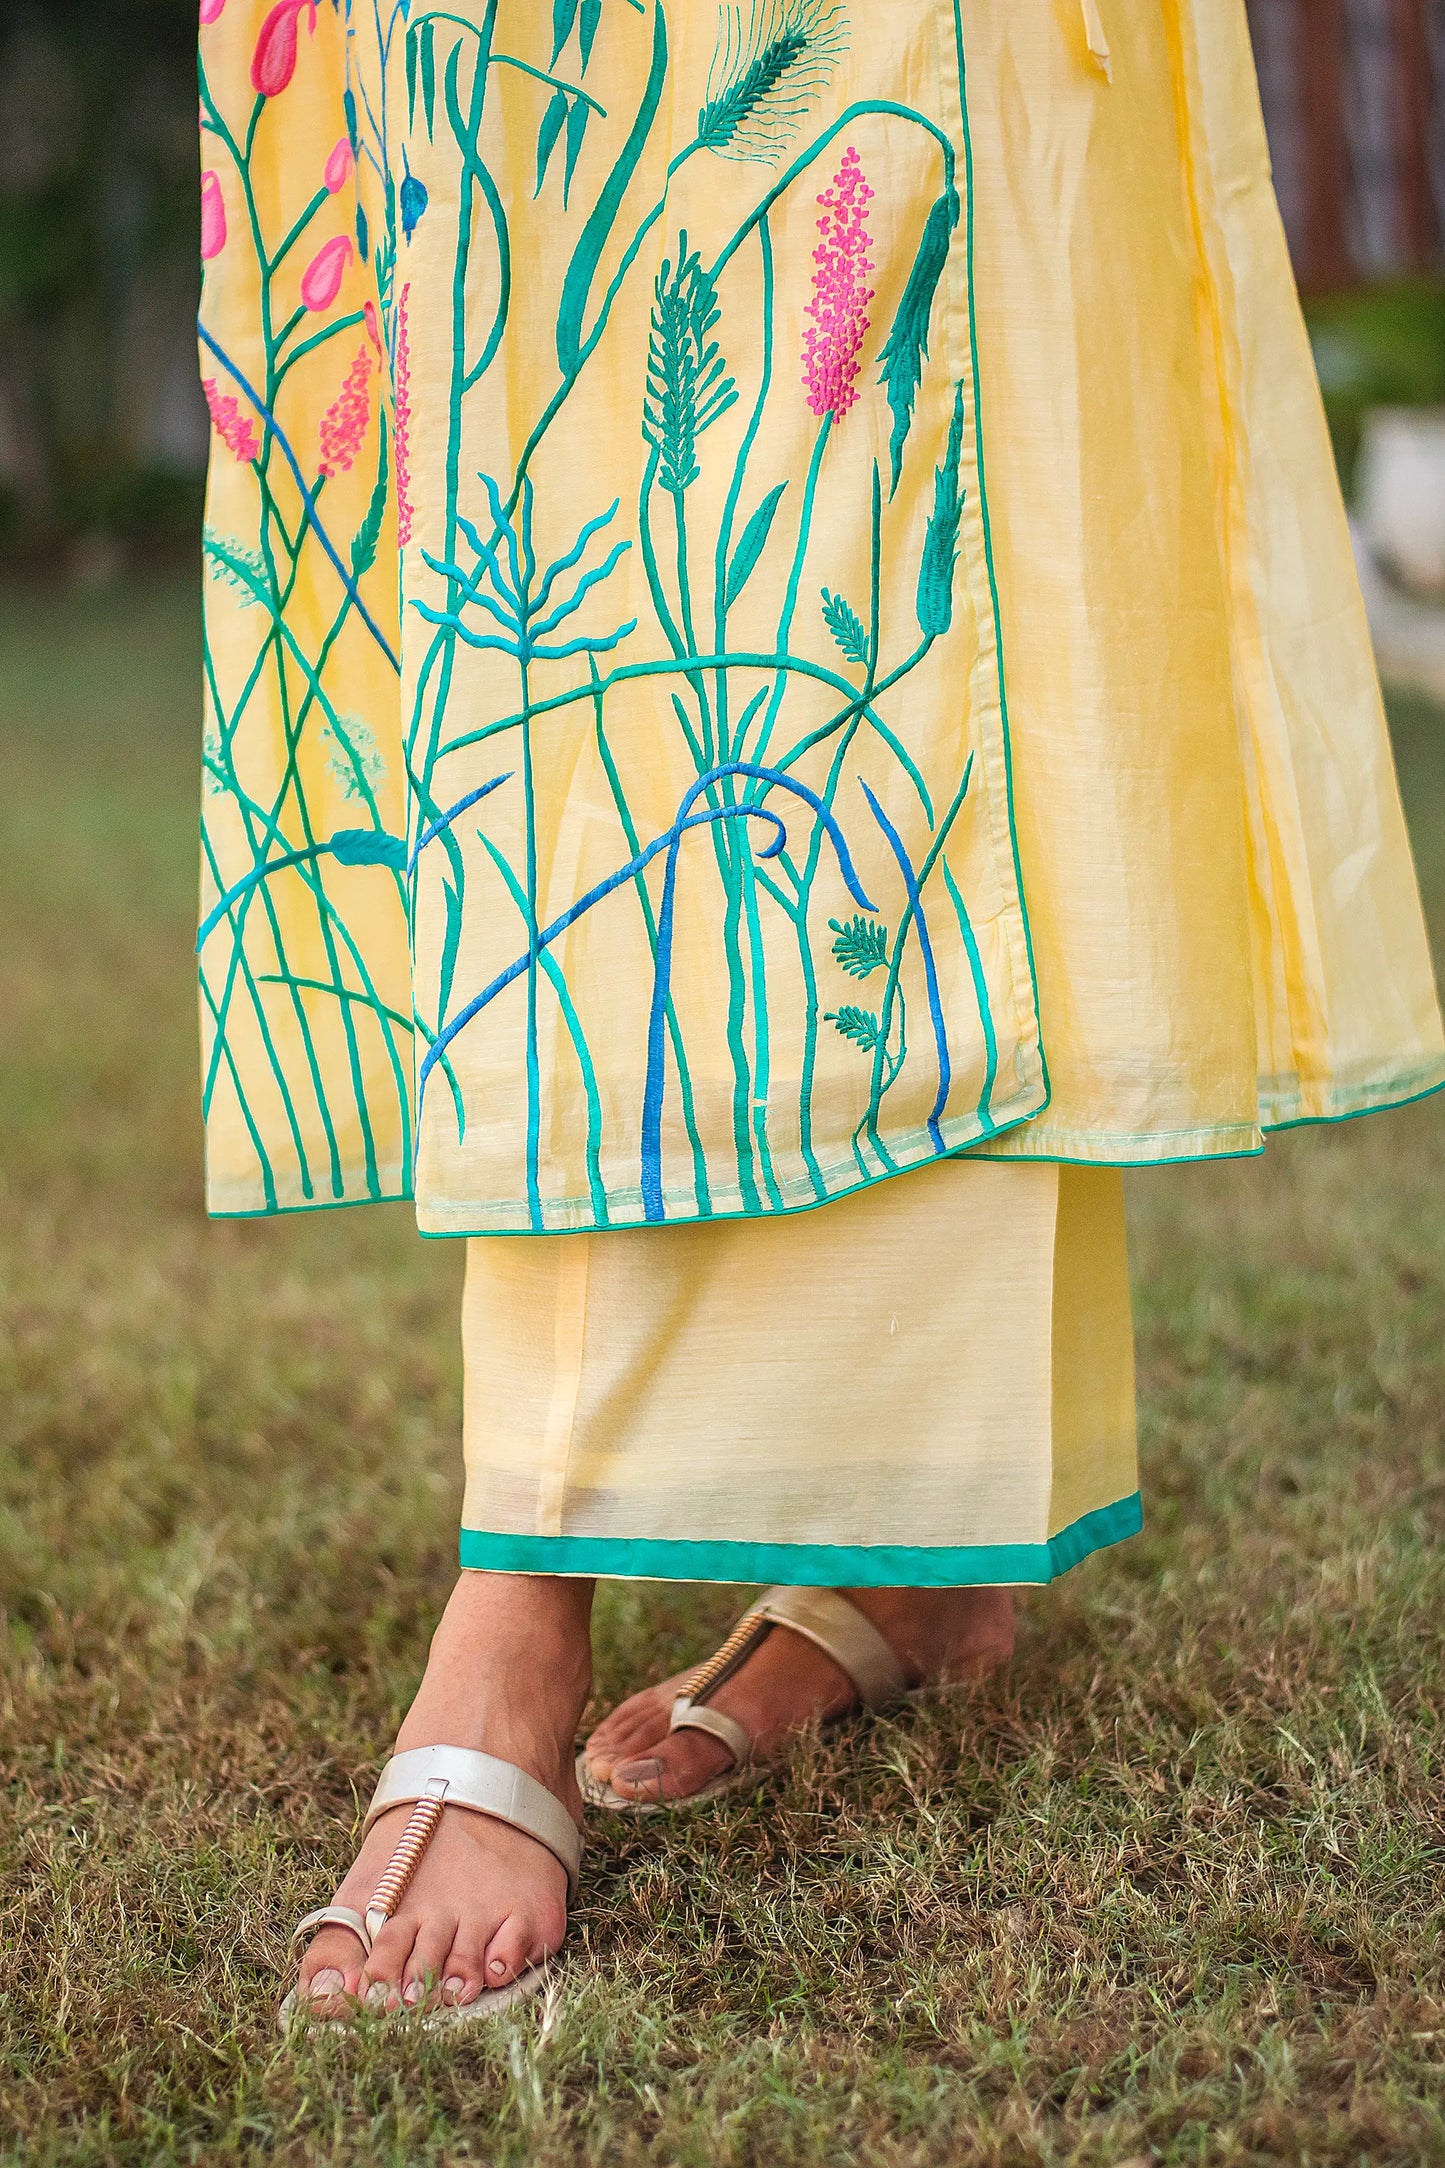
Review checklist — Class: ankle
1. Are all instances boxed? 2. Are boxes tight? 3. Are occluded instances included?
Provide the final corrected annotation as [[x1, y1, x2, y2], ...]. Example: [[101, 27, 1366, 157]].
[[394, 1572, 595, 1765], [845, 1585, 1015, 1682]]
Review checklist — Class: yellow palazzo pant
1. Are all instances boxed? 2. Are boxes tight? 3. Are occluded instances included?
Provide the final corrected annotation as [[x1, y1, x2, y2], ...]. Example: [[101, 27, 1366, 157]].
[[460, 1160, 1138, 1585]]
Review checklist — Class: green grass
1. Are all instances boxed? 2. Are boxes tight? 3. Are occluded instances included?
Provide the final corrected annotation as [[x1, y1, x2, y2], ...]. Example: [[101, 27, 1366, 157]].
[[1305, 279, 1445, 498], [2, 579, 1445, 2165]]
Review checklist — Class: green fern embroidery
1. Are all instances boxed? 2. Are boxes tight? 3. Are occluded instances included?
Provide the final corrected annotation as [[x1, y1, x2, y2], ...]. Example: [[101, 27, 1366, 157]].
[[696, 2, 849, 164], [322, 716, 386, 802], [820, 587, 868, 667], [643, 237, 737, 496], [826, 1003, 883, 1052], [829, 913, 889, 979], [203, 529, 267, 606]]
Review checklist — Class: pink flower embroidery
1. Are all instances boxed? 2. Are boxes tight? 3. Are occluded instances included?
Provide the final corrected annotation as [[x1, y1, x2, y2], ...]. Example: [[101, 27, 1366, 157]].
[[199, 170, 227, 261], [300, 234, 353, 312], [203, 378, 259, 463], [802, 146, 875, 423], [363, 299, 382, 353], [199, 0, 227, 23], [393, 284, 413, 546], [324, 137, 353, 195], [319, 345, 373, 477], [251, 0, 317, 98]]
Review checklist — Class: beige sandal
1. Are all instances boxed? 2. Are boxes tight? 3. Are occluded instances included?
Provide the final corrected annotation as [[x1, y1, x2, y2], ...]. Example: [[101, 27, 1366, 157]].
[[279, 1744, 582, 2030], [579, 1586, 910, 1815]]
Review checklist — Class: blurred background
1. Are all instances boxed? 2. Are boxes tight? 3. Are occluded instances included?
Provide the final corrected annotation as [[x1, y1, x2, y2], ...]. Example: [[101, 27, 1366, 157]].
[[1, 0, 1445, 586]]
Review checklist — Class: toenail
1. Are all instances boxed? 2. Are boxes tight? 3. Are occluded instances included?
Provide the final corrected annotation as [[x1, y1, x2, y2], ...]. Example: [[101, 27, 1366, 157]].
[[364, 1981, 389, 2011], [403, 1980, 424, 2006], [309, 1968, 344, 1997], [489, 1959, 508, 1977], [443, 1975, 469, 2003]]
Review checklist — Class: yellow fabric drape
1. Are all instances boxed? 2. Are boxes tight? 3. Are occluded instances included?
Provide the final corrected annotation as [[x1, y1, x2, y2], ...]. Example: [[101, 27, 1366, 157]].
[[197, 1, 1442, 1232]]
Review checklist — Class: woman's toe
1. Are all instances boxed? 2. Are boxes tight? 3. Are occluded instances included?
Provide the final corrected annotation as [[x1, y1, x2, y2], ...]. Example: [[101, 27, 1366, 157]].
[[483, 1911, 541, 1989], [298, 1928, 365, 2007], [585, 1691, 668, 1760], [402, 1914, 459, 2010], [360, 1915, 421, 2008], [611, 1726, 732, 1801], [441, 1930, 492, 2005]]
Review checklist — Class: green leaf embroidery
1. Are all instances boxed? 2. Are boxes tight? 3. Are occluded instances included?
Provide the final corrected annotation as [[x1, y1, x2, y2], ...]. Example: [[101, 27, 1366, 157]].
[[350, 419, 389, 580], [725, 483, 786, 608], [643, 234, 738, 495], [536, 88, 569, 197], [564, 93, 591, 206], [825, 1004, 884, 1052], [551, 0, 580, 65], [878, 189, 959, 497], [829, 914, 889, 979], [203, 529, 267, 606], [820, 587, 868, 666], [916, 381, 966, 639]]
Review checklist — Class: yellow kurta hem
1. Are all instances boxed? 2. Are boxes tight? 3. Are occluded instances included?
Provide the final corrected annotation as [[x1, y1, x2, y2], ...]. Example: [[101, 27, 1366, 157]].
[[197, 1, 1443, 1235]]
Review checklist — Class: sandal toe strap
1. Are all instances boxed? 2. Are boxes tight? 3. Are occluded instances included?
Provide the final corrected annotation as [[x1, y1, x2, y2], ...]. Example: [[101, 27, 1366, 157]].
[[668, 1697, 754, 1770], [290, 1904, 372, 1957]]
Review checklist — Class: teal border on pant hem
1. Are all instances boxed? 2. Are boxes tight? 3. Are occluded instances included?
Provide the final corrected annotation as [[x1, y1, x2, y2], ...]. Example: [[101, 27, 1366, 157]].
[[457, 1492, 1143, 1587]]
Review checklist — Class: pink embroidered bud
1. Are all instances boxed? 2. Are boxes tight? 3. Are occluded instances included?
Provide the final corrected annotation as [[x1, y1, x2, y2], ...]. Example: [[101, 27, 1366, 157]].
[[319, 345, 373, 477], [802, 146, 876, 423], [199, 170, 227, 261], [250, 0, 316, 98], [363, 299, 382, 353], [199, 0, 227, 23], [393, 284, 413, 546], [203, 377, 259, 463], [300, 234, 352, 312], [324, 137, 353, 195]]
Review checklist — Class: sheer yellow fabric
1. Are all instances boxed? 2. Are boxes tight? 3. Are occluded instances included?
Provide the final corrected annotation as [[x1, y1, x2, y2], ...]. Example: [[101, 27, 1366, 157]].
[[197, 0, 1441, 1234], [459, 1159, 1138, 1584]]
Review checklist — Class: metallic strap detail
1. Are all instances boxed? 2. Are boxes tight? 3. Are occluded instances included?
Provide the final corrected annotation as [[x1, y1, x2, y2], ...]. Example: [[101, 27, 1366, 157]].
[[365, 1782, 446, 1942], [682, 1609, 773, 1706], [667, 1585, 910, 1775]]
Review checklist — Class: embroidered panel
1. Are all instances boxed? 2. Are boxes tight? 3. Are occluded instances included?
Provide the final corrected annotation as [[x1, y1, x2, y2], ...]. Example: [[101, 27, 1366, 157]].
[[198, 0, 1045, 1229]]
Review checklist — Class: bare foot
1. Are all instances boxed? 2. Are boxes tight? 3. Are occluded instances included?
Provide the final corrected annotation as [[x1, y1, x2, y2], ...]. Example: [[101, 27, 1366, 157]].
[[583, 1586, 1014, 1805], [294, 1571, 593, 2017]]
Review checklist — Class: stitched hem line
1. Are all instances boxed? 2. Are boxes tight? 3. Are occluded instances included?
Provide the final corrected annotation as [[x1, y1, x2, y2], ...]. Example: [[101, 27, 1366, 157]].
[[456, 1492, 1144, 1586]]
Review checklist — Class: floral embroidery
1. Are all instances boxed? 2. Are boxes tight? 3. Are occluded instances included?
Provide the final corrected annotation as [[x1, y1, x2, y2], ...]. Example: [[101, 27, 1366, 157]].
[[251, 0, 317, 99], [392, 283, 413, 548], [324, 137, 354, 195], [322, 716, 386, 801], [198, 0, 1021, 1229], [698, 1, 850, 165], [803, 146, 874, 420], [202, 378, 258, 463], [199, 170, 227, 261], [300, 234, 352, 312], [319, 346, 372, 478]]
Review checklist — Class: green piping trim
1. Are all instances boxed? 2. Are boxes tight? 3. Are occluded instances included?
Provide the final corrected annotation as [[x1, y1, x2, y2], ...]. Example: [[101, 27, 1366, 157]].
[[1261, 1067, 1445, 1134], [204, 1068, 1445, 1221], [457, 1492, 1143, 1586], [951, 0, 1050, 1119]]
